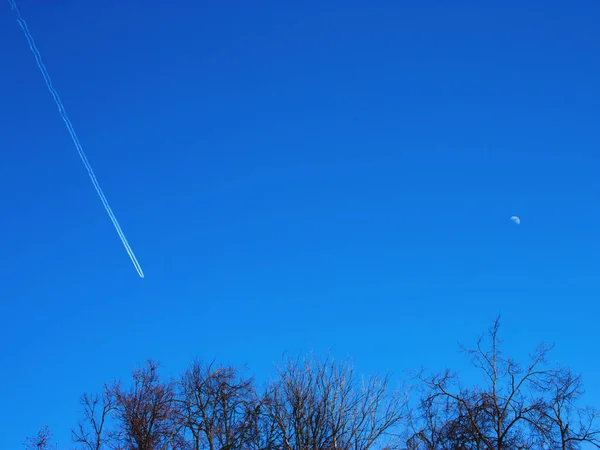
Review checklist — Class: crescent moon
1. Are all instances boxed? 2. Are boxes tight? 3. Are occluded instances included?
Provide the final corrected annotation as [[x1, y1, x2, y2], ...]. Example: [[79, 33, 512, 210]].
[[510, 215, 521, 225]]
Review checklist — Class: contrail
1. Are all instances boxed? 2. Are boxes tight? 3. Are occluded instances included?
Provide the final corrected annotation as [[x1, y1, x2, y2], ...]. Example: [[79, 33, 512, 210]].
[[8, 0, 144, 278]]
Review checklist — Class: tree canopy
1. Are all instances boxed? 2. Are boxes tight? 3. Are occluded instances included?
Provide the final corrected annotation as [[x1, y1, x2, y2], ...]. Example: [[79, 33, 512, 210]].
[[26, 318, 599, 450]]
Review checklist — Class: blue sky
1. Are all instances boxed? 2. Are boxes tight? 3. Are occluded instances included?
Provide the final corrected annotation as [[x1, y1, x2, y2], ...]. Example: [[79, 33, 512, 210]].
[[1, 0, 599, 447]]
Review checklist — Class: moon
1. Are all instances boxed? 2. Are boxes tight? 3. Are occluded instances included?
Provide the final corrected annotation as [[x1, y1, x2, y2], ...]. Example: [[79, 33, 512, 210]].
[[510, 215, 521, 225]]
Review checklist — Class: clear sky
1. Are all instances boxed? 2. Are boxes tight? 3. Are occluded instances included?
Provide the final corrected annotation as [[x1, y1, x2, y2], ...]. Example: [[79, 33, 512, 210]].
[[1, 1, 599, 448]]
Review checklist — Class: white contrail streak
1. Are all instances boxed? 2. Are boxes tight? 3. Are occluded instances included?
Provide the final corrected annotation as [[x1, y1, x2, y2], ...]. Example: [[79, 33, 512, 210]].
[[8, 0, 144, 278]]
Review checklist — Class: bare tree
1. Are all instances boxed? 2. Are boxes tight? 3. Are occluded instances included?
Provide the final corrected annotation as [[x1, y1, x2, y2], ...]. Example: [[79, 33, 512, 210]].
[[263, 353, 407, 450], [406, 392, 488, 450], [176, 360, 259, 450], [410, 318, 554, 449], [25, 425, 55, 450], [72, 389, 115, 450], [244, 392, 280, 450], [107, 360, 183, 450], [534, 368, 600, 449], [408, 317, 600, 450]]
